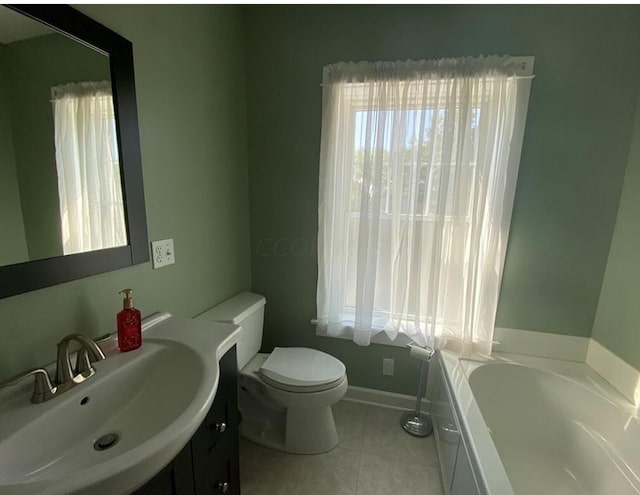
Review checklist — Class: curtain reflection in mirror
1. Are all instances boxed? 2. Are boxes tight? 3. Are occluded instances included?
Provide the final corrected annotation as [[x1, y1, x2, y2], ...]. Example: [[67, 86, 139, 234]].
[[51, 81, 126, 255]]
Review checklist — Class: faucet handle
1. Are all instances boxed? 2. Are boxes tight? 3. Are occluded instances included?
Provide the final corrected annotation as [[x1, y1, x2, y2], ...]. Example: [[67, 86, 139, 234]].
[[56, 334, 106, 384], [75, 343, 106, 374], [76, 333, 111, 374], [75, 349, 92, 375], [0, 368, 56, 404]]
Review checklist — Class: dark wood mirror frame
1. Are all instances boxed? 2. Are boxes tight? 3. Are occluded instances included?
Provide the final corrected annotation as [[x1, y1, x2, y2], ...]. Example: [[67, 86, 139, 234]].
[[1, 5, 149, 299]]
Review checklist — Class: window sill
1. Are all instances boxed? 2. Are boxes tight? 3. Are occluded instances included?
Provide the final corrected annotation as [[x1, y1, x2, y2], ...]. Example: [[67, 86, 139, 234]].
[[315, 324, 414, 348]]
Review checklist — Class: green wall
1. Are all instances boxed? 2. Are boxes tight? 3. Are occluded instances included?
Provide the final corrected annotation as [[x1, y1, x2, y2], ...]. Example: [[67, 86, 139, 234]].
[[244, 6, 640, 394], [0, 5, 251, 382], [592, 88, 640, 370], [3, 32, 110, 260], [2, 5, 639, 395], [0, 44, 29, 266]]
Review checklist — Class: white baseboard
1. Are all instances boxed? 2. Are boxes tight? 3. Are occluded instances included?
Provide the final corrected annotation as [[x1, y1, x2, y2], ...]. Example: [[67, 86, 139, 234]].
[[343, 385, 429, 411], [585, 339, 640, 407], [493, 327, 589, 362]]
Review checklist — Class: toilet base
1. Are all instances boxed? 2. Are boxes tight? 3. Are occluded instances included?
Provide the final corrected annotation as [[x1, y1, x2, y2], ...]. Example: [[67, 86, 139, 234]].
[[284, 405, 338, 454], [238, 373, 347, 455], [240, 405, 339, 455], [240, 408, 286, 452]]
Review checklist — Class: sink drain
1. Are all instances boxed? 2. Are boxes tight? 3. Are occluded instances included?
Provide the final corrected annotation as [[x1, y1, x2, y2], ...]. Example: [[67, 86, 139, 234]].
[[93, 433, 119, 452]]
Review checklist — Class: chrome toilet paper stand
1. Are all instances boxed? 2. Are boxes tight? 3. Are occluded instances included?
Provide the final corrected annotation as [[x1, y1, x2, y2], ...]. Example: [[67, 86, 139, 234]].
[[400, 343, 435, 437]]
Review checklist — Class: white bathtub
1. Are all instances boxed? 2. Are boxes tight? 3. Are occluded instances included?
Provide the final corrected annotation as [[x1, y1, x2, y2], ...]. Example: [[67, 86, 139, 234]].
[[435, 351, 640, 495]]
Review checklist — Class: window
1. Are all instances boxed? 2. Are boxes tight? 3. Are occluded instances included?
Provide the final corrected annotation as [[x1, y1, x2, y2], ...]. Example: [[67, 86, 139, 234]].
[[317, 57, 532, 353], [51, 81, 126, 255]]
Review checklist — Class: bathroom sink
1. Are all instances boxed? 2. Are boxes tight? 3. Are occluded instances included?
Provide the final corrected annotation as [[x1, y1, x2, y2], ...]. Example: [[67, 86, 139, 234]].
[[0, 313, 241, 495]]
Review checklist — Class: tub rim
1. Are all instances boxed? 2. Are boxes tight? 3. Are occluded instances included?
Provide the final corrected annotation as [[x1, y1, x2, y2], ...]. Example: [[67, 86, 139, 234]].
[[437, 349, 640, 495], [437, 350, 515, 495]]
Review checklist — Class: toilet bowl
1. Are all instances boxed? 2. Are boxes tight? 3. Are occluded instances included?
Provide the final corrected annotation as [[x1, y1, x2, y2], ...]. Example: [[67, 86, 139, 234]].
[[197, 292, 348, 454]]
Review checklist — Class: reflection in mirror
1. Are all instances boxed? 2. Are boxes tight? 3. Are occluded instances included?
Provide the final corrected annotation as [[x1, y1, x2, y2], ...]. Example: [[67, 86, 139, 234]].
[[0, 5, 124, 266], [0, 5, 147, 300], [51, 82, 126, 255]]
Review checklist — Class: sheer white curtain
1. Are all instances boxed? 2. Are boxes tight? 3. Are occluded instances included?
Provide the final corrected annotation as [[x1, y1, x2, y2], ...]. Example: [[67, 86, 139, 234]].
[[317, 56, 532, 355], [52, 81, 126, 255]]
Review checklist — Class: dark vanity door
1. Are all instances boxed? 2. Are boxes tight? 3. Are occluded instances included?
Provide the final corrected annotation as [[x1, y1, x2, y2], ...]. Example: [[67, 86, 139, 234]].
[[133, 443, 195, 495], [191, 345, 240, 495], [135, 346, 240, 495]]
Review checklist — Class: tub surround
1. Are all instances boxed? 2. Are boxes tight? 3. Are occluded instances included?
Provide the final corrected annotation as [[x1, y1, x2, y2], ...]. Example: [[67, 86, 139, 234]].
[[592, 86, 640, 372], [585, 340, 640, 407], [493, 327, 590, 362], [490, 327, 640, 405], [471, 354, 639, 494], [435, 350, 640, 495], [336, 326, 640, 414]]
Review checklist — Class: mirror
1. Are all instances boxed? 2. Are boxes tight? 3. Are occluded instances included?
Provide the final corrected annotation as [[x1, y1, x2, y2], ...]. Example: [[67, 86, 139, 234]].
[[0, 5, 148, 299], [0, 8, 119, 264]]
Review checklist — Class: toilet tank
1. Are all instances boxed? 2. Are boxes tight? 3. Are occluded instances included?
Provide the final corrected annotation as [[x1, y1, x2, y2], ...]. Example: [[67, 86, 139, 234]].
[[197, 292, 266, 369]]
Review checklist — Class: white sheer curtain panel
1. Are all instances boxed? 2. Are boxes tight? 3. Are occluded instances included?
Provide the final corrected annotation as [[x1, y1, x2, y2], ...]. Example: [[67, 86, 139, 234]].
[[317, 56, 532, 355], [52, 81, 126, 255]]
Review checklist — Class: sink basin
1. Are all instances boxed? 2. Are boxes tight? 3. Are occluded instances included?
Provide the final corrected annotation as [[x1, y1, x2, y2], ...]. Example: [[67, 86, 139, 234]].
[[0, 314, 241, 495]]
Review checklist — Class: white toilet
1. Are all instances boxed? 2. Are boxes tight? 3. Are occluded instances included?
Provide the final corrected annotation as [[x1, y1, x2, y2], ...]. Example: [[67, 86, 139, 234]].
[[198, 292, 348, 454]]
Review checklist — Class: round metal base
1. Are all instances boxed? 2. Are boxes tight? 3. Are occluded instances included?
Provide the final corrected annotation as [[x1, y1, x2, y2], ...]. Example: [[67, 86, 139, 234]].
[[400, 411, 433, 437]]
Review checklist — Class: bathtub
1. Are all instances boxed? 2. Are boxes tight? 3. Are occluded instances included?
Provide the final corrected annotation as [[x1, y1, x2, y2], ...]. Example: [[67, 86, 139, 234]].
[[432, 350, 640, 495]]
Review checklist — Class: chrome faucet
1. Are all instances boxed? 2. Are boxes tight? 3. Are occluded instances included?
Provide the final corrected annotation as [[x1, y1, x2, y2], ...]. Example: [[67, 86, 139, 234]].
[[0, 333, 106, 404]]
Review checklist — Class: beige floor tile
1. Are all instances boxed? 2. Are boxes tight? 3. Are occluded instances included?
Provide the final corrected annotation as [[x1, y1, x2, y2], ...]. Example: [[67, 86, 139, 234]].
[[360, 404, 439, 467], [332, 400, 367, 451], [240, 439, 360, 495], [240, 402, 443, 495], [355, 453, 444, 495]]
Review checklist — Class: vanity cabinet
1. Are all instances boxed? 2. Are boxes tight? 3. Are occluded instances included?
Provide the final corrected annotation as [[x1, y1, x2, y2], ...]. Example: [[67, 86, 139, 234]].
[[431, 354, 481, 495], [134, 346, 240, 495]]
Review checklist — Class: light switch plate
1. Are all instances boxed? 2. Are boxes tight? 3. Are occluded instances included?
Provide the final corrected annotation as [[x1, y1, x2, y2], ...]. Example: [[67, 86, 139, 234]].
[[151, 239, 175, 269]]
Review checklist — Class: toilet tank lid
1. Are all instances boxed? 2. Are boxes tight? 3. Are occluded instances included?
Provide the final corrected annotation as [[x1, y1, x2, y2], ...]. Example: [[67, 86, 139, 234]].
[[197, 292, 265, 324]]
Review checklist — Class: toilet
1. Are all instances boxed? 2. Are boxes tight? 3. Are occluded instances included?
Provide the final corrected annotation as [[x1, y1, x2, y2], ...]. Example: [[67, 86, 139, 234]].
[[197, 292, 348, 454]]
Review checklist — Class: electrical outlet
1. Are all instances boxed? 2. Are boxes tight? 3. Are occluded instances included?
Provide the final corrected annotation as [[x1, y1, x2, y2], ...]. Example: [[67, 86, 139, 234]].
[[382, 358, 394, 376], [151, 238, 175, 269]]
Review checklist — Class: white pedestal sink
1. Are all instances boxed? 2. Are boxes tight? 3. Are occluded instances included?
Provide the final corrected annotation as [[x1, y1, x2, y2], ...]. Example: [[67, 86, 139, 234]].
[[0, 313, 241, 495]]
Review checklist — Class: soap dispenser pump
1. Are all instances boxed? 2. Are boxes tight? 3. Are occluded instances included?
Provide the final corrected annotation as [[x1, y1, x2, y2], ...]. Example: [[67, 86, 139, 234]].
[[117, 289, 142, 352]]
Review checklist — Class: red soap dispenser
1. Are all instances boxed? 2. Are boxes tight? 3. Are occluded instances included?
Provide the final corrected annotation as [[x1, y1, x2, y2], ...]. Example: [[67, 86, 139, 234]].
[[117, 289, 142, 352]]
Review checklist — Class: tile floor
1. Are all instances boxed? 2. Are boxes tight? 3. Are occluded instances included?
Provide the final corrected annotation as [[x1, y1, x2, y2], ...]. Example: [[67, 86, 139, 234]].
[[239, 400, 445, 495]]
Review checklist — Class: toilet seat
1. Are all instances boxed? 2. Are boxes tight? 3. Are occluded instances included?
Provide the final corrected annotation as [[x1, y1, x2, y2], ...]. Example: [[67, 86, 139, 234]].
[[259, 347, 346, 391], [261, 374, 346, 393]]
